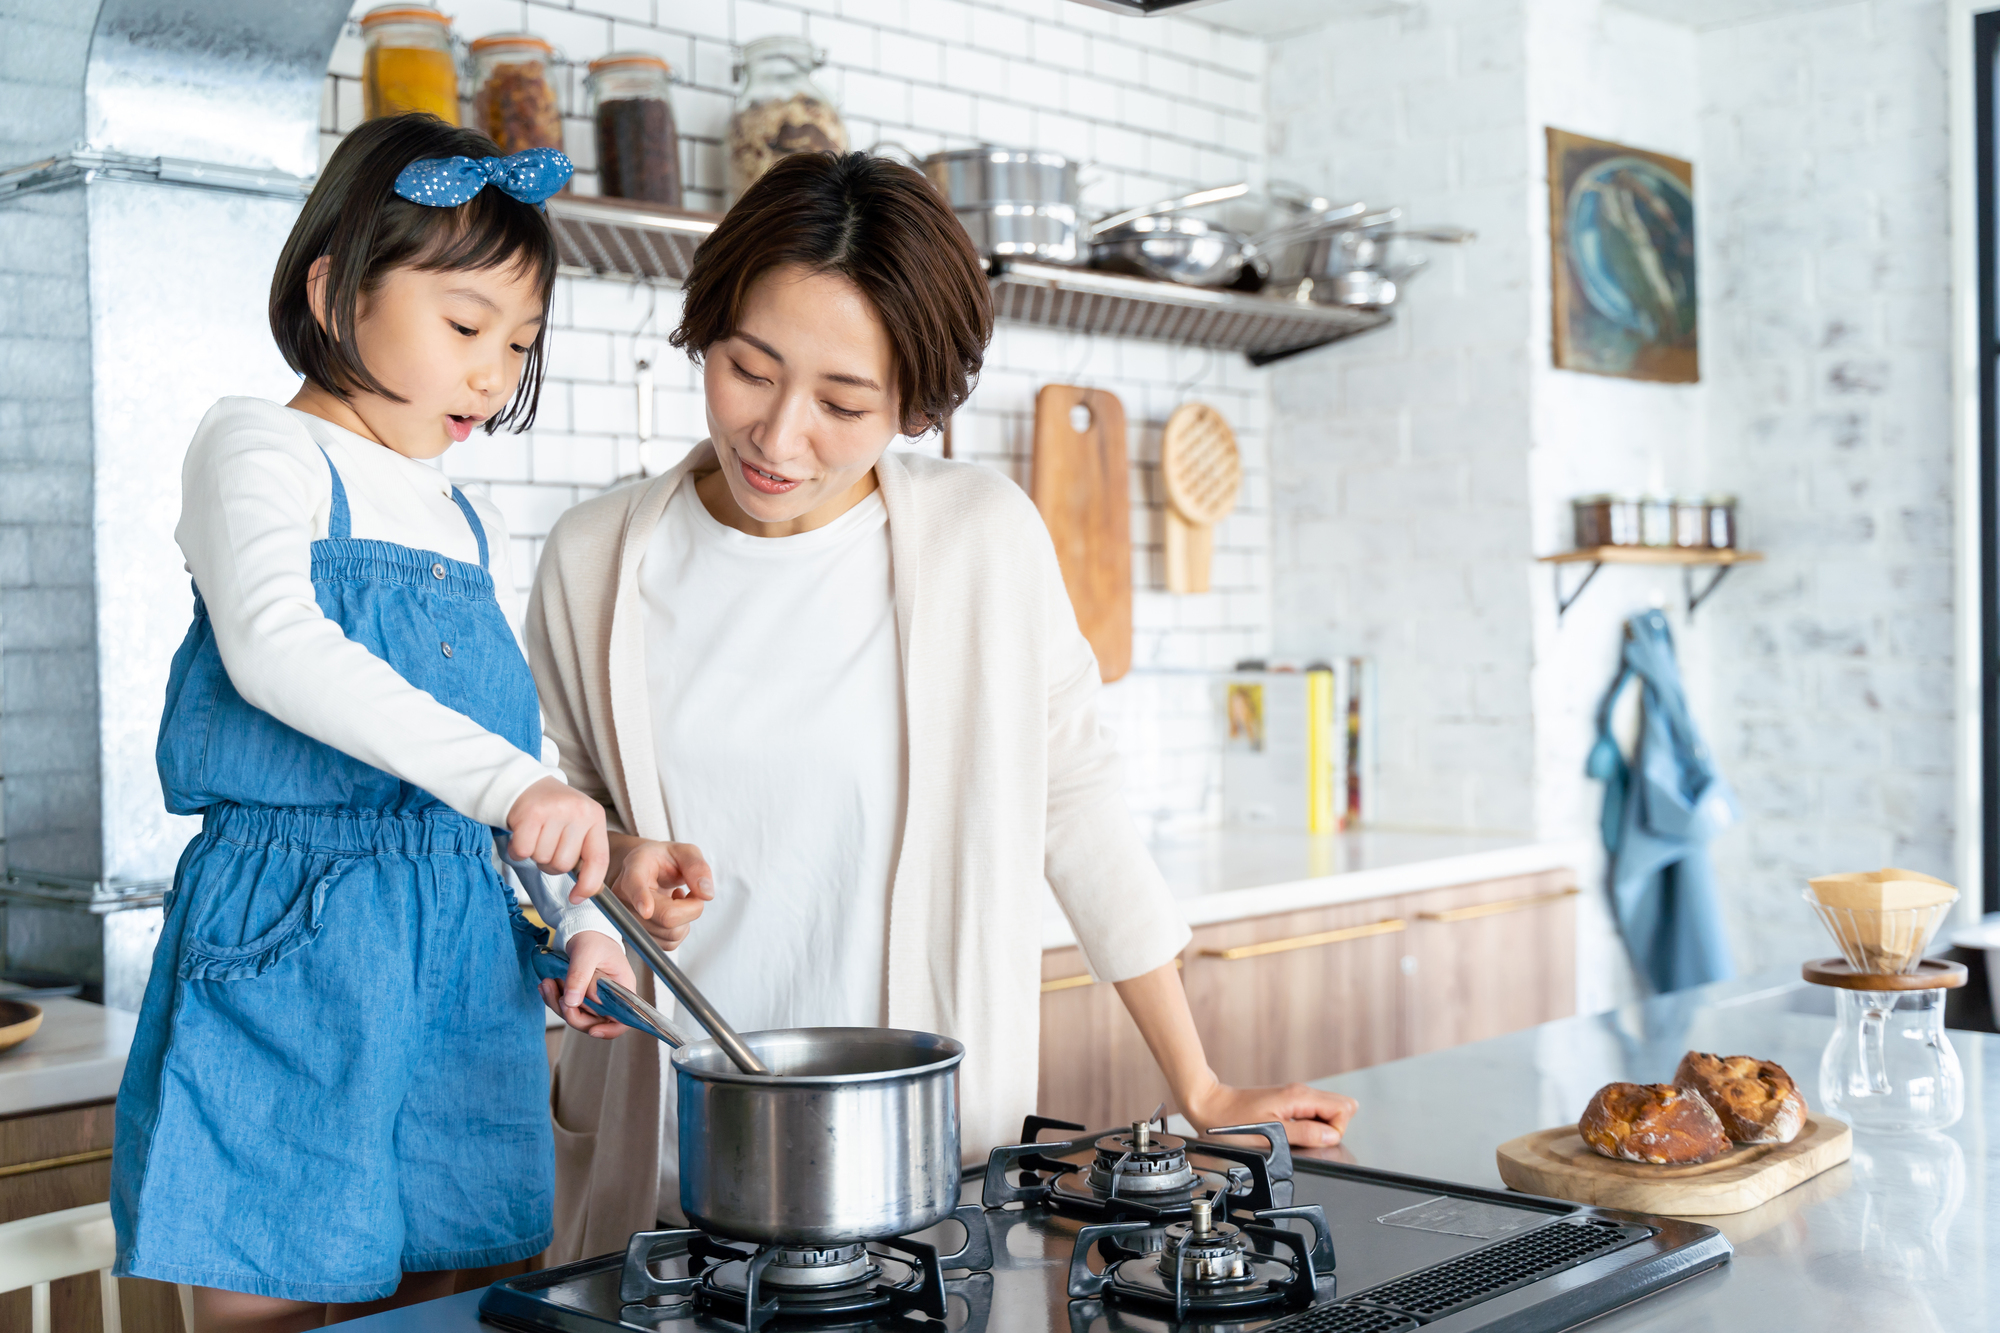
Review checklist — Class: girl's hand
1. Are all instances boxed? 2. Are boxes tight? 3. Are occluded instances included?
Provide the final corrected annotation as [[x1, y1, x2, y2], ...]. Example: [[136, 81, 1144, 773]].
[[539, 931, 638, 1039], [507, 775, 610, 903], [614, 841, 716, 949], [1183, 1080, 1359, 1149]]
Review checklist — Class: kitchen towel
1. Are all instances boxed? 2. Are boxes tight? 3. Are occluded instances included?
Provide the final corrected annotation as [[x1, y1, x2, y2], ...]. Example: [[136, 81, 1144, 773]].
[[1588, 609, 1737, 993]]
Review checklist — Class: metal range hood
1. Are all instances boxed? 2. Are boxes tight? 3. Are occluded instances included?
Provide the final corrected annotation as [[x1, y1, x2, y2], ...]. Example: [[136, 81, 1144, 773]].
[[1068, 0, 1229, 12], [0, 0, 349, 1007]]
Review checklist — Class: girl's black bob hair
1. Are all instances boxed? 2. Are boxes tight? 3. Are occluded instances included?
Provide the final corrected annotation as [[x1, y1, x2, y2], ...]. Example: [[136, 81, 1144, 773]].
[[269, 114, 557, 434]]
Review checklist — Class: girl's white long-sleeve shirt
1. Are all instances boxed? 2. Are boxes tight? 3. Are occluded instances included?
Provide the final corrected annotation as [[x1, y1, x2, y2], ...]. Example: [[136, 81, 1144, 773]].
[[178, 396, 614, 948]]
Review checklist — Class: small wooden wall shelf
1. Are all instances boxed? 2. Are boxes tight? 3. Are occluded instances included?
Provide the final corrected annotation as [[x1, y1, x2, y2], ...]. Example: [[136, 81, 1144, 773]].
[[1537, 547, 1764, 623]]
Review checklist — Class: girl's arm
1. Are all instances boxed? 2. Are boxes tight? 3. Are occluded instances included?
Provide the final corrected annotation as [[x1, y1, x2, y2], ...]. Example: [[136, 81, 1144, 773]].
[[181, 399, 590, 864], [1113, 962, 1358, 1148]]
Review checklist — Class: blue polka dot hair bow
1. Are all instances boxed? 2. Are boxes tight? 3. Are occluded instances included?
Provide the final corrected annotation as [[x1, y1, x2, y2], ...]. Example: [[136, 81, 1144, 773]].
[[392, 148, 573, 208]]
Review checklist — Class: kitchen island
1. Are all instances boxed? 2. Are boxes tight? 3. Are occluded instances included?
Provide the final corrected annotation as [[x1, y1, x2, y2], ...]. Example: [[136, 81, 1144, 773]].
[[347, 970, 1995, 1330]]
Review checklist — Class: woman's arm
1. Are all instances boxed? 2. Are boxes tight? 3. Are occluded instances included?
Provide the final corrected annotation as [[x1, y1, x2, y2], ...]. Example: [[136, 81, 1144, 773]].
[[1114, 963, 1358, 1148]]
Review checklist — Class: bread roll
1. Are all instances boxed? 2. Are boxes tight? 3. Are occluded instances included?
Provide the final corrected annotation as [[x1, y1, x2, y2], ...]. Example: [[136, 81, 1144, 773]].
[[1578, 1082, 1730, 1165], [1673, 1052, 1806, 1145]]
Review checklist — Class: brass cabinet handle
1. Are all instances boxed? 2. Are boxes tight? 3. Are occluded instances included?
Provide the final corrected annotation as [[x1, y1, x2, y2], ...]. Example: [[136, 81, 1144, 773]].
[[1416, 886, 1580, 924], [1042, 957, 1182, 992], [1198, 918, 1406, 962], [0, 1146, 113, 1180]]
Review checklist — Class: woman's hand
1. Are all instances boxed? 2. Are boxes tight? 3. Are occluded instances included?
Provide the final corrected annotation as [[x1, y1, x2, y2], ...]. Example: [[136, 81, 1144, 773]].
[[1181, 1079, 1359, 1149], [540, 930, 638, 1039], [507, 775, 610, 902], [612, 838, 716, 949]]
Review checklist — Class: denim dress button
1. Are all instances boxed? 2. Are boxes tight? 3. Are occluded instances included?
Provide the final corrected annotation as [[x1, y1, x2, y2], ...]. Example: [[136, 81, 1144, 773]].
[[441, 642, 453, 658], [432, 563, 446, 579]]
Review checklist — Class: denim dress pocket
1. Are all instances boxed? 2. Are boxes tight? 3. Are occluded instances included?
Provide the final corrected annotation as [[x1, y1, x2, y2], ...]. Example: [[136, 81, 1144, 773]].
[[177, 842, 355, 982]]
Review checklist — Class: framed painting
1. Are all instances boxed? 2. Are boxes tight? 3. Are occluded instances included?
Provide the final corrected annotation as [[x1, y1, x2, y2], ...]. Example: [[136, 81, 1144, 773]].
[[1547, 128, 1697, 382]]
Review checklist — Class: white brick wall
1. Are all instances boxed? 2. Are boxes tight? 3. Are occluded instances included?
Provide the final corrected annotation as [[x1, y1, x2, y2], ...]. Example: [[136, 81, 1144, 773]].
[[1266, 0, 1958, 1005], [1697, 0, 1953, 973], [322, 0, 1273, 831], [1265, 0, 1540, 842]]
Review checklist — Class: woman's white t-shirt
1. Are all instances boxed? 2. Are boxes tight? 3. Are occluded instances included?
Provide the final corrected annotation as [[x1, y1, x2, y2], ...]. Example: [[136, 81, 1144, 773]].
[[638, 477, 907, 1214]]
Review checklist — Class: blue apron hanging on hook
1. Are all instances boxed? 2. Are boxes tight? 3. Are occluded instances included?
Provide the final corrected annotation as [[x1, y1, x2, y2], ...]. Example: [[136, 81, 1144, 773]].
[[1587, 609, 1737, 993]]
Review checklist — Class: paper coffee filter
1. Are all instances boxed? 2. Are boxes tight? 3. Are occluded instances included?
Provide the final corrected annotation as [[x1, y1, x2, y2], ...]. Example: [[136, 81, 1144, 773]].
[[1804, 868, 1960, 974], [1807, 869, 1958, 911]]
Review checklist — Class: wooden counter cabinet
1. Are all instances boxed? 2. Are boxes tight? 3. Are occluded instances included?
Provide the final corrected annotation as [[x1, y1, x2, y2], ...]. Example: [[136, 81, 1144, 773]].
[[1036, 869, 1578, 1130], [0, 1098, 185, 1332]]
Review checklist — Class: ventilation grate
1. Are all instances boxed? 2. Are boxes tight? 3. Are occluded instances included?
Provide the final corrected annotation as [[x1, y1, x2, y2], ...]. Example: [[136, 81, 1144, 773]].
[[1343, 1218, 1651, 1321]]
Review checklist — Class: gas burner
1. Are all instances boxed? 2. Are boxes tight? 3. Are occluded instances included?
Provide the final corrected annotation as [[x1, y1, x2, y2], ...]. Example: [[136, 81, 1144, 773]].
[[1066, 1196, 1337, 1321], [984, 1115, 1294, 1222], [606, 1204, 994, 1333]]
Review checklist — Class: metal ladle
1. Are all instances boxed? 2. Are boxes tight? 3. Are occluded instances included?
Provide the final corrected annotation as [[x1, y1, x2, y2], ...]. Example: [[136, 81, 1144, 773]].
[[496, 834, 770, 1075]]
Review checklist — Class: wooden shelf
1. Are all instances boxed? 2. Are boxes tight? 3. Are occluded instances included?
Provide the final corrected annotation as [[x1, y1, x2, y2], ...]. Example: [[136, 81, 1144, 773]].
[[1537, 547, 1765, 623], [544, 196, 1392, 364], [1539, 546, 1764, 566]]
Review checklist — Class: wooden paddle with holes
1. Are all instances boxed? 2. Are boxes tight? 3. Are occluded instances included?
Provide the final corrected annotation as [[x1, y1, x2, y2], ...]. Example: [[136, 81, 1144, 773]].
[[1030, 385, 1132, 682], [1160, 402, 1242, 593]]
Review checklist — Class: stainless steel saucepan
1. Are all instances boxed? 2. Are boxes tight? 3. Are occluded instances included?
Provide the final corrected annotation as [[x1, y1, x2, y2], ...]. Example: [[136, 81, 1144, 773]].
[[499, 841, 965, 1245]]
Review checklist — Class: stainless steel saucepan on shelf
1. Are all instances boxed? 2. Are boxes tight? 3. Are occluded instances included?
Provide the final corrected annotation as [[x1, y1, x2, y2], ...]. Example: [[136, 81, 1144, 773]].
[[1287, 209, 1478, 308], [499, 841, 965, 1246], [880, 142, 1085, 263]]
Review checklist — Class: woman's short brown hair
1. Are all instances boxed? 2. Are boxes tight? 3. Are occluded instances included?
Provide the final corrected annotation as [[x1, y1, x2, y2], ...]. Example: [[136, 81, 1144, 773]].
[[670, 152, 992, 435]]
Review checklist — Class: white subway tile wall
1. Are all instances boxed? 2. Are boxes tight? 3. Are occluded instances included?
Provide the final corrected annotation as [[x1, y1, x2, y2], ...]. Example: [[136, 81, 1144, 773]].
[[322, 0, 1274, 833], [1697, 0, 1953, 969]]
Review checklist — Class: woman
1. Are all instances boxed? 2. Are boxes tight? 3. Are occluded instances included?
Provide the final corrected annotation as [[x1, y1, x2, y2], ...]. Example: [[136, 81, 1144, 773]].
[[526, 152, 1357, 1259]]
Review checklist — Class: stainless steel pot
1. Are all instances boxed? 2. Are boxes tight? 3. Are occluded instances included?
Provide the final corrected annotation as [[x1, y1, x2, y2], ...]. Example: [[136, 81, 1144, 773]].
[[916, 145, 1080, 263], [675, 1027, 965, 1244], [497, 848, 965, 1248], [1089, 214, 1256, 287]]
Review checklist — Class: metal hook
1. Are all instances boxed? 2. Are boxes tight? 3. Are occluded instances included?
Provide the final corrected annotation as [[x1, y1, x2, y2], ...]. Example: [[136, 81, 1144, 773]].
[[1173, 346, 1216, 400]]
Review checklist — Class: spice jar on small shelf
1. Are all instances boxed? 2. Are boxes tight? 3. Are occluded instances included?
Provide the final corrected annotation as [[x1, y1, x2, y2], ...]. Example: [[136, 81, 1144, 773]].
[[471, 33, 564, 155], [587, 52, 681, 207], [360, 5, 458, 125], [726, 36, 846, 205]]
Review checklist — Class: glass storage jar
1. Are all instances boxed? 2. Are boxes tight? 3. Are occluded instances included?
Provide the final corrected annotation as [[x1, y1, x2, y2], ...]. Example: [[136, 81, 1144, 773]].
[[726, 35, 846, 205], [1638, 495, 1673, 547], [360, 5, 458, 125], [587, 52, 681, 206], [471, 33, 564, 155], [1703, 495, 1737, 549], [1670, 497, 1708, 548], [1572, 494, 1641, 548]]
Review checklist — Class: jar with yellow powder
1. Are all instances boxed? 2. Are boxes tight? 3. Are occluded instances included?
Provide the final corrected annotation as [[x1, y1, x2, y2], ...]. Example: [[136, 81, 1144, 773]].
[[360, 5, 459, 125]]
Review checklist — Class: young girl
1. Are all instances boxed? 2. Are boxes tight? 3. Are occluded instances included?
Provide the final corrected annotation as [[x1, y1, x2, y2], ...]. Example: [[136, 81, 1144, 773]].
[[112, 115, 638, 1331]]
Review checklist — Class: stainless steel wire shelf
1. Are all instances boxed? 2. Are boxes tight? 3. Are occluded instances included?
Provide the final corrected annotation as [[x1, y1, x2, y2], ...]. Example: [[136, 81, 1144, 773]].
[[545, 198, 1390, 364]]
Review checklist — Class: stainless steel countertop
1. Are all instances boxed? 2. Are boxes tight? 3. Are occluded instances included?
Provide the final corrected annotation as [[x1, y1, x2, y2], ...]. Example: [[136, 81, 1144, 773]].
[[1307, 972, 1994, 1331], [345, 971, 1994, 1330]]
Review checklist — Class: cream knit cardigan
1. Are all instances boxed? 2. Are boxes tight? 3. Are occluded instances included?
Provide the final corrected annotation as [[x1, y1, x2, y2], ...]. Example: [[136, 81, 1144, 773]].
[[525, 443, 1192, 1261]]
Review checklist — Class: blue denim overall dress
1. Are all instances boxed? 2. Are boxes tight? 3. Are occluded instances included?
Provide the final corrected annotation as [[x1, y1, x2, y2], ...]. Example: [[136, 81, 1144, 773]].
[[113, 447, 553, 1302]]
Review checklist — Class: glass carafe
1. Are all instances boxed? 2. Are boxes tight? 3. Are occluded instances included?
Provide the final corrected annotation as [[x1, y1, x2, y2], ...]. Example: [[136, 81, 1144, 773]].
[[1819, 987, 1963, 1133]]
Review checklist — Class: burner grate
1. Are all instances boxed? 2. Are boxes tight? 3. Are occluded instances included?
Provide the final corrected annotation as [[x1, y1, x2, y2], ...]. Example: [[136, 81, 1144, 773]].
[[1341, 1217, 1652, 1321]]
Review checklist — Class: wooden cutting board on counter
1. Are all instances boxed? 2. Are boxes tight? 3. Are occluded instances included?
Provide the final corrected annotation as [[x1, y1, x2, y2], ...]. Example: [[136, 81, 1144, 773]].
[[1496, 1115, 1852, 1216], [1031, 385, 1131, 682]]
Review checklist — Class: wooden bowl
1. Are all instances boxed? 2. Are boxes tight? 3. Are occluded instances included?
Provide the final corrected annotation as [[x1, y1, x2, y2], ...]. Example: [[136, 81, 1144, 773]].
[[0, 998, 44, 1053]]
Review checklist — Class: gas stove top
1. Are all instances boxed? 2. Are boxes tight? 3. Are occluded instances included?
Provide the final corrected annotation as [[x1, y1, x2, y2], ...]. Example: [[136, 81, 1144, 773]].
[[479, 1119, 1730, 1333]]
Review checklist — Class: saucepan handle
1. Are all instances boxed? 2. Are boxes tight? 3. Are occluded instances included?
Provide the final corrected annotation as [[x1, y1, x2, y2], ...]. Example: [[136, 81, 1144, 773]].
[[494, 831, 770, 1074], [531, 944, 689, 1047]]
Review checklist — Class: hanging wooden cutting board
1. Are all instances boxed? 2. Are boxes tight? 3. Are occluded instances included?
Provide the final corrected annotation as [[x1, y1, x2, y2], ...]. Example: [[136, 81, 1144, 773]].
[[1031, 385, 1131, 682]]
